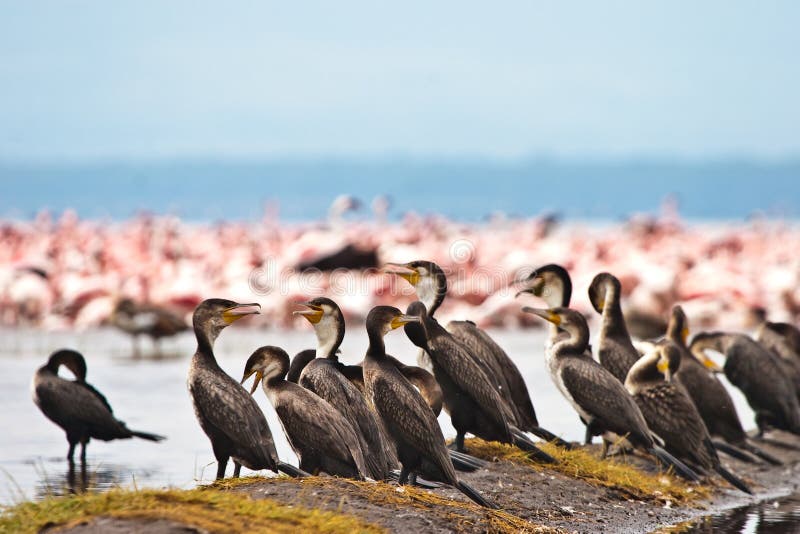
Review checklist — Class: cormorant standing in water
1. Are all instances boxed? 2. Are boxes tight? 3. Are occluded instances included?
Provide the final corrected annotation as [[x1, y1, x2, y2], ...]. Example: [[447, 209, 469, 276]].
[[667, 306, 780, 465], [188, 299, 306, 479], [522, 306, 699, 481], [690, 332, 800, 437], [625, 341, 751, 494], [362, 305, 497, 508], [242, 346, 368, 479], [588, 272, 640, 383], [386, 260, 567, 448], [32, 349, 164, 465], [110, 298, 188, 357]]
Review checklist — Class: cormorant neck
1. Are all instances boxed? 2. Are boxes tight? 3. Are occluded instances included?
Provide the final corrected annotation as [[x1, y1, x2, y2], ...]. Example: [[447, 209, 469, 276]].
[[600, 282, 629, 338], [624, 353, 663, 394], [551, 324, 590, 357], [691, 333, 735, 358], [417, 275, 445, 316], [194, 323, 221, 363], [315, 318, 344, 360], [367, 325, 387, 357]]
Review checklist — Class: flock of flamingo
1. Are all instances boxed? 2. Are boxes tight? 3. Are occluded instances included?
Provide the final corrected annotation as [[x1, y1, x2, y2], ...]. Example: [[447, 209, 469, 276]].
[[2, 208, 800, 332]]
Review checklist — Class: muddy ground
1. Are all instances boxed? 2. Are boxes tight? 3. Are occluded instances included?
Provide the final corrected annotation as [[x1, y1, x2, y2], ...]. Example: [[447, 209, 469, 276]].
[[53, 431, 800, 534]]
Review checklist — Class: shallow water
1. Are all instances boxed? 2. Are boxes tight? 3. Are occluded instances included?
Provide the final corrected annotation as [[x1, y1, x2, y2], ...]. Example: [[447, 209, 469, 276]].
[[685, 493, 800, 533], [0, 325, 759, 505]]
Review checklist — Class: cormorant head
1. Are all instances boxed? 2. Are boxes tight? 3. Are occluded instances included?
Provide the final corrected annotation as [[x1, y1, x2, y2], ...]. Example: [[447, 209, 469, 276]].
[[46, 349, 87, 380], [366, 305, 422, 339], [666, 305, 689, 346], [242, 346, 290, 393], [286, 349, 317, 383], [514, 264, 572, 308], [383, 260, 447, 314], [588, 272, 622, 314], [294, 297, 344, 358], [193, 298, 260, 345], [655, 340, 682, 382], [687, 332, 725, 372], [522, 306, 587, 337], [403, 301, 429, 348]]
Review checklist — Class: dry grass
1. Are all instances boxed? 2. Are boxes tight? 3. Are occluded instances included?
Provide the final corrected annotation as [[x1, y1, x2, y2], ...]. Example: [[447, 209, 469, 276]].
[[228, 476, 565, 534], [0, 485, 383, 534], [464, 438, 709, 505]]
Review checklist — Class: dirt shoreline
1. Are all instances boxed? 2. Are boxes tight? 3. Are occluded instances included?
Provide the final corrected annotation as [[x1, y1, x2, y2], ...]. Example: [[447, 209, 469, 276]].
[[36, 431, 800, 533]]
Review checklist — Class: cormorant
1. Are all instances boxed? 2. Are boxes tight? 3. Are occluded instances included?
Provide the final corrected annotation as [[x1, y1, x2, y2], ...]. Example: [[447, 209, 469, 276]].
[[756, 321, 800, 400], [386, 260, 567, 448], [625, 341, 751, 493], [522, 306, 699, 481], [110, 298, 188, 357], [403, 301, 556, 463], [588, 273, 640, 383], [690, 332, 800, 437], [188, 299, 306, 479], [294, 298, 396, 479], [292, 301, 485, 473], [668, 306, 780, 465], [32, 349, 165, 465], [362, 305, 497, 508], [242, 346, 368, 479]]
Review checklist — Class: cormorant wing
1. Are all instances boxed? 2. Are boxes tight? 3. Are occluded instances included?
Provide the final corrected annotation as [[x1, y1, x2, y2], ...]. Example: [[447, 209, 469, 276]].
[[559, 359, 650, 445], [428, 332, 515, 427], [189, 369, 278, 465], [369, 366, 455, 482], [274, 385, 367, 475], [35, 378, 125, 434], [78, 381, 114, 414]]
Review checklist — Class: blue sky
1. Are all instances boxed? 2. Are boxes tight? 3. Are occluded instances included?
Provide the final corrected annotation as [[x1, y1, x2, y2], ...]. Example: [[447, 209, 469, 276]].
[[1, 1, 799, 162]]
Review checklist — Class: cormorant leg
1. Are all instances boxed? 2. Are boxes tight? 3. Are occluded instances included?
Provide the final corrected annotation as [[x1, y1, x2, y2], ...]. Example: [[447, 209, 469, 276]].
[[409, 472, 418, 486], [455, 432, 466, 452], [233, 462, 241, 478], [398, 465, 410, 485], [584, 425, 594, 446], [80, 440, 88, 465], [216, 457, 228, 480], [67, 441, 76, 464], [600, 439, 610, 459]]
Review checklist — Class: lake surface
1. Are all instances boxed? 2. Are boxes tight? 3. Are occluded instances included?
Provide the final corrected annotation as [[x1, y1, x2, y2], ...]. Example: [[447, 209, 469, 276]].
[[685, 493, 800, 533], [0, 325, 761, 505]]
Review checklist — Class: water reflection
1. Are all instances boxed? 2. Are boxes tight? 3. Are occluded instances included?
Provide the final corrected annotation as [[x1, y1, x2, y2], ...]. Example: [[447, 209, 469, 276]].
[[33, 461, 136, 500], [685, 494, 800, 533]]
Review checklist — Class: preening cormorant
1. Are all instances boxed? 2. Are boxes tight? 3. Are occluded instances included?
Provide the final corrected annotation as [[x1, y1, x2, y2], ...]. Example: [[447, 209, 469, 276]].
[[362, 305, 497, 508], [588, 272, 640, 383], [386, 260, 567, 449], [242, 345, 368, 479], [625, 341, 751, 493], [188, 299, 306, 479], [522, 306, 699, 481], [690, 332, 800, 437], [32, 349, 164, 464]]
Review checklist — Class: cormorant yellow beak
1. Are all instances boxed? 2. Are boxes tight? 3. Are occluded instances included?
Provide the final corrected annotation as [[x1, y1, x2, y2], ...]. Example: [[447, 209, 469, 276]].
[[293, 302, 324, 324], [656, 357, 670, 375], [223, 303, 261, 324], [241, 370, 263, 394], [383, 263, 420, 286], [521, 306, 561, 326], [681, 327, 690, 345], [390, 314, 421, 329], [702, 356, 723, 372]]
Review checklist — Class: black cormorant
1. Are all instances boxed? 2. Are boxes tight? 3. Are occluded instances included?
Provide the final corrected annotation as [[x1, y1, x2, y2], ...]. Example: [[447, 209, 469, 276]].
[[690, 332, 800, 437], [667, 306, 780, 464], [522, 306, 699, 481], [362, 305, 497, 508], [188, 298, 306, 479], [32, 349, 164, 465], [110, 298, 188, 356], [625, 341, 751, 493], [386, 260, 567, 448], [588, 272, 640, 383], [242, 346, 368, 479]]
